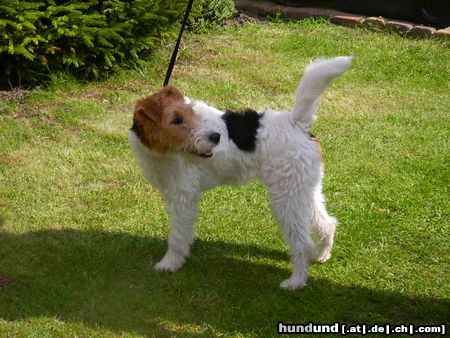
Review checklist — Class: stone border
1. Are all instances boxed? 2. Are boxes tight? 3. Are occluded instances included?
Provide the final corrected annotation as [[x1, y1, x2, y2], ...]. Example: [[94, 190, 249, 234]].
[[234, 0, 450, 40]]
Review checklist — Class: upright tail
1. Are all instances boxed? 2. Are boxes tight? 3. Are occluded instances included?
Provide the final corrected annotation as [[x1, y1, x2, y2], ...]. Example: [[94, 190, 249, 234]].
[[292, 56, 352, 126]]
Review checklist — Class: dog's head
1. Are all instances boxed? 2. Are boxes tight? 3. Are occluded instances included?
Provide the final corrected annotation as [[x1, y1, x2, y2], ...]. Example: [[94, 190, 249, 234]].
[[132, 86, 220, 157]]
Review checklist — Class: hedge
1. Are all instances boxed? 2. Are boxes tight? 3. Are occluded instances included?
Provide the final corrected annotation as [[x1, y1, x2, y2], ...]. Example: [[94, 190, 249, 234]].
[[0, 0, 236, 88]]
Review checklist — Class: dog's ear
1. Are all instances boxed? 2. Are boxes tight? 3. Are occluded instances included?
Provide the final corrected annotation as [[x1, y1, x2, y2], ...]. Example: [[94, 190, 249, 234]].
[[134, 94, 162, 124], [134, 86, 185, 124], [160, 85, 184, 100]]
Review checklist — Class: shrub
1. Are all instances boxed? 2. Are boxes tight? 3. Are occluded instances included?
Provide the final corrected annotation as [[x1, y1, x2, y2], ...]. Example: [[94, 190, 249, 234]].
[[0, 0, 189, 88], [191, 0, 237, 31]]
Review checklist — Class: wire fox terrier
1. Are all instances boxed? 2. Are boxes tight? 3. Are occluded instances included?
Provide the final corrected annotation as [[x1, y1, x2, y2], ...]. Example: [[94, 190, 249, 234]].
[[129, 56, 352, 290]]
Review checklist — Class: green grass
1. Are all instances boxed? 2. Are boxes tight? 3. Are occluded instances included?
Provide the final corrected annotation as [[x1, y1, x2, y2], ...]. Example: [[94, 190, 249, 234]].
[[1, 19, 449, 336]]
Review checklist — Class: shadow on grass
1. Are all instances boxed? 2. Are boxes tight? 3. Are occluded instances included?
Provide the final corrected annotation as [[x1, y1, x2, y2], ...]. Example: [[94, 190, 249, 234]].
[[0, 229, 448, 336]]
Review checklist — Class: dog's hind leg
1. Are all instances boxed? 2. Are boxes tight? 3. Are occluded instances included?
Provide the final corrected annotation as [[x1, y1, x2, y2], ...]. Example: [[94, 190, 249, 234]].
[[311, 183, 337, 263], [268, 184, 314, 290], [154, 192, 200, 272]]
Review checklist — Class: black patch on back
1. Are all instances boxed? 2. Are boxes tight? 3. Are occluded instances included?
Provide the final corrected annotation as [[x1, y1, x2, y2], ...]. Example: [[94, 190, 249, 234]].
[[222, 109, 263, 152]]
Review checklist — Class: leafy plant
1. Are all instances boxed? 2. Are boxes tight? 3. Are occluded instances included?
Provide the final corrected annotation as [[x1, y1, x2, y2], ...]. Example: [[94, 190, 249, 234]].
[[190, 0, 236, 31], [0, 0, 189, 88]]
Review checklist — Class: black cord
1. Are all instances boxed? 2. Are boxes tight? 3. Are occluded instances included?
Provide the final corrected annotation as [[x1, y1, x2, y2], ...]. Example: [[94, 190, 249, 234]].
[[163, 0, 194, 87]]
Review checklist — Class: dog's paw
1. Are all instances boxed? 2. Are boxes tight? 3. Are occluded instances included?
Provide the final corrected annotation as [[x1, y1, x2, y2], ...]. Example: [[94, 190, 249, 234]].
[[280, 277, 306, 290], [154, 252, 185, 272], [314, 251, 331, 263]]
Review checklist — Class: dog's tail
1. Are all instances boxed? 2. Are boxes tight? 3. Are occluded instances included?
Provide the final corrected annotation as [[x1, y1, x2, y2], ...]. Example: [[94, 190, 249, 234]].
[[292, 56, 352, 126]]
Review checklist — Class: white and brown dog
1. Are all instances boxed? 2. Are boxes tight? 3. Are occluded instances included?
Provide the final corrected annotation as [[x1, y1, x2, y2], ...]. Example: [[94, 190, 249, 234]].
[[129, 56, 352, 290]]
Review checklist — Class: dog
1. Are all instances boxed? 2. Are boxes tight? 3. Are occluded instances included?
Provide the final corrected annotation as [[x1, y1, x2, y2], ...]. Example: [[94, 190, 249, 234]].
[[129, 56, 352, 290]]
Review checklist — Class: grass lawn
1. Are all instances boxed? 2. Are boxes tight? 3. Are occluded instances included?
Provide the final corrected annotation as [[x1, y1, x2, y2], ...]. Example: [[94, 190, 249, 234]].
[[1, 19, 449, 336]]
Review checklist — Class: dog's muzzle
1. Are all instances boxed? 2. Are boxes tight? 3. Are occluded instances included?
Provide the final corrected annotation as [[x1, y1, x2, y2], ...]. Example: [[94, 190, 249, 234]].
[[197, 132, 220, 157], [185, 131, 220, 158]]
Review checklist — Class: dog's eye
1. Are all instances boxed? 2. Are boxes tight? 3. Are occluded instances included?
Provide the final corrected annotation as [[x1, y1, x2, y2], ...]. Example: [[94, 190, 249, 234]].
[[171, 116, 183, 125]]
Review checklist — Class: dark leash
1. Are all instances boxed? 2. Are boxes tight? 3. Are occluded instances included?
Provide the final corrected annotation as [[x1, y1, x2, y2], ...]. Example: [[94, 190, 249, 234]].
[[163, 0, 195, 87]]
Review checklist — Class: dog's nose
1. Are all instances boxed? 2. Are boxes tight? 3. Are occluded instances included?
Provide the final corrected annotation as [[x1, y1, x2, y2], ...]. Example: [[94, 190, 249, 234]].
[[209, 132, 220, 145]]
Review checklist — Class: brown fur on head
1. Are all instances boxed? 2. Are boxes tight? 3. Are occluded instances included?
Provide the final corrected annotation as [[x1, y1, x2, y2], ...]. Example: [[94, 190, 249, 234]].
[[132, 86, 198, 154]]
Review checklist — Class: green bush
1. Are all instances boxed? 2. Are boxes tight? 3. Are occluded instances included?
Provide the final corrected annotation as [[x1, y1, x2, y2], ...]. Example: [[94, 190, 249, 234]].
[[0, 0, 189, 88], [191, 0, 237, 31]]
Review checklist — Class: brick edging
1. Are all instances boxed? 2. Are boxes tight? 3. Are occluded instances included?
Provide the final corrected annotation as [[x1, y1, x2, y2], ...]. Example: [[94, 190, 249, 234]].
[[234, 0, 450, 40]]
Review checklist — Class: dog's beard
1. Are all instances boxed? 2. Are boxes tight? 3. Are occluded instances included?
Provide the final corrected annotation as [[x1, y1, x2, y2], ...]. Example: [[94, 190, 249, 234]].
[[184, 132, 217, 158]]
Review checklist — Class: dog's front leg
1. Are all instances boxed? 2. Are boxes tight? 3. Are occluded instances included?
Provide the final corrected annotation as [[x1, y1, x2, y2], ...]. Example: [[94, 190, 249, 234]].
[[154, 192, 199, 272]]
